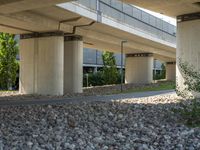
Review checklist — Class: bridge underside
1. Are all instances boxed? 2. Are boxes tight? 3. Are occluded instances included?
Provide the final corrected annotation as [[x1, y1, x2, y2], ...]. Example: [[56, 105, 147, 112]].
[[123, 0, 200, 17], [0, 4, 176, 59], [0, 0, 177, 95]]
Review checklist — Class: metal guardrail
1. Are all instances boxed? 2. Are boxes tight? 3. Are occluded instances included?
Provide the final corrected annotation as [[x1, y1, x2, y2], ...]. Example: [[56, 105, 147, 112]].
[[75, 0, 176, 44]]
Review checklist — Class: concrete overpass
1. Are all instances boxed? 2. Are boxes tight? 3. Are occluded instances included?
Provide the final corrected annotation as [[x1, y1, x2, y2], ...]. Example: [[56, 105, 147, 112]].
[[124, 0, 200, 97], [0, 0, 177, 95]]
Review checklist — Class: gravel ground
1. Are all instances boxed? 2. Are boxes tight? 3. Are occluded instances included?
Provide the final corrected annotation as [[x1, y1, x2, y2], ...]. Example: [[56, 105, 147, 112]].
[[0, 94, 200, 150]]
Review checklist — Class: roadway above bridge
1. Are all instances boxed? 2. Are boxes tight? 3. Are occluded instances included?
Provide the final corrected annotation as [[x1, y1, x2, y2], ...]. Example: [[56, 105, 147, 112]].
[[0, 0, 72, 14], [123, 0, 200, 17]]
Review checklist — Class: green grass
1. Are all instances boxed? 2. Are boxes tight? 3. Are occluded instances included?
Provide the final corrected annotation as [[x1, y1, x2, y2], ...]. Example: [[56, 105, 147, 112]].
[[127, 82, 175, 93], [0, 90, 18, 93], [114, 82, 175, 94], [0, 90, 10, 92]]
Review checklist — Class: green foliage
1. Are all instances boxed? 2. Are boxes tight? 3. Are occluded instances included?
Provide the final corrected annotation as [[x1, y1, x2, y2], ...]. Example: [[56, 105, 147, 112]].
[[83, 71, 123, 87], [83, 72, 104, 87], [176, 99, 200, 127], [153, 63, 166, 80], [175, 59, 200, 127], [161, 63, 166, 79], [0, 33, 19, 90], [119, 81, 175, 94], [179, 60, 200, 93], [83, 51, 123, 87], [102, 51, 119, 85]]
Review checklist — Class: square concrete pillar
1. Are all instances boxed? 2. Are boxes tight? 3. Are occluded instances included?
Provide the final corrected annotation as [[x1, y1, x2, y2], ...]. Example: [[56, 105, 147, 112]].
[[125, 53, 153, 84], [64, 36, 83, 94], [177, 13, 200, 97], [166, 62, 176, 81], [19, 34, 64, 95]]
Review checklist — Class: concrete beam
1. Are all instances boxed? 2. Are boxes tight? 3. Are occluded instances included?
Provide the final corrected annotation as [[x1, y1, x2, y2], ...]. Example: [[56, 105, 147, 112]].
[[77, 28, 176, 59], [0, 9, 175, 60], [123, 0, 200, 17], [0, 11, 72, 33], [0, 0, 73, 14]]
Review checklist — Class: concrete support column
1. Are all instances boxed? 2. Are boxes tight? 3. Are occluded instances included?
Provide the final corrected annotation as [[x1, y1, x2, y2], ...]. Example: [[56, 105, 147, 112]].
[[64, 36, 83, 94], [125, 53, 153, 84], [19, 33, 64, 95], [166, 62, 176, 81], [177, 13, 200, 97]]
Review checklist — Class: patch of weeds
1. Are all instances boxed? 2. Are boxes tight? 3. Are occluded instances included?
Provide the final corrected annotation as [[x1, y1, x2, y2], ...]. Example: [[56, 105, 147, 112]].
[[174, 99, 200, 127], [175, 59, 200, 127]]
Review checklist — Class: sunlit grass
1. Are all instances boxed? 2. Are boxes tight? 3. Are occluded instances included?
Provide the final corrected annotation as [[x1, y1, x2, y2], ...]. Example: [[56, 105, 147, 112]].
[[114, 82, 175, 94]]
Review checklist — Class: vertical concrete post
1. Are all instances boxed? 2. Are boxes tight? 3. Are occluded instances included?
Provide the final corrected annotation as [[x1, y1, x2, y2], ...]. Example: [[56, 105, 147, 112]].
[[19, 38, 36, 94], [177, 13, 200, 97], [125, 53, 153, 84], [166, 62, 176, 81], [64, 36, 83, 93], [19, 33, 64, 95]]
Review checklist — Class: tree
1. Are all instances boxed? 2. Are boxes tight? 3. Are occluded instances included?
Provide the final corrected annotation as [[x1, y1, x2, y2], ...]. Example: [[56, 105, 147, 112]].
[[102, 51, 119, 85], [0, 33, 19, 90], [161, 63, 166, 79], [153, 63, 166, 80]]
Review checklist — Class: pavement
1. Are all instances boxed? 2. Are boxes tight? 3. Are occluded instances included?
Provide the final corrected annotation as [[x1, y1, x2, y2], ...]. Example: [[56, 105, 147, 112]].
[[0, 90, 176, 106]]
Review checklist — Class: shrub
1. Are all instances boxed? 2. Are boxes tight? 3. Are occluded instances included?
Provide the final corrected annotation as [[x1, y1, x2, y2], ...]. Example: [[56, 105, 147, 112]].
[[102, 51, 119, 85], [83, 72, 104, 87], [153, 63, 166, 80], [175, 59, 200, 127], [83, 71, 123, 87]]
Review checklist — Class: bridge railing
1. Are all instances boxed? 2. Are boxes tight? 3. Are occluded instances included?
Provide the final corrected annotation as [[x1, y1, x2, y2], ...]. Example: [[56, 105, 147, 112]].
[[75, 0, 176, 45]]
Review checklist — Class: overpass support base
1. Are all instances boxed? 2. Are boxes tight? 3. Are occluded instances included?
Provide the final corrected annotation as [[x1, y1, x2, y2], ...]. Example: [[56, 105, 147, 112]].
[[64, 36, 83, 94], [19, 34, 83, 95], [177, 16, 200, 97], [166, 62, 176, 81], [125, 53, 153, 84], [19, 35, 64, 95]]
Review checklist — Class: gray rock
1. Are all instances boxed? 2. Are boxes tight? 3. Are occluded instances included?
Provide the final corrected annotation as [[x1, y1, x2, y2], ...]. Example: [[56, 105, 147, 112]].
[[64, 143, 76, 150], [27, 141, 33, 147], [0, 93, 200, 149], [0, 140, 3, 150], [93, 137, 104, 144]]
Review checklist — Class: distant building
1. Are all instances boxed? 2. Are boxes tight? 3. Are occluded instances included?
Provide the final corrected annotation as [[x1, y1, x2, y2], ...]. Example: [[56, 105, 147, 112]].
[[83, 48, 163, 74]]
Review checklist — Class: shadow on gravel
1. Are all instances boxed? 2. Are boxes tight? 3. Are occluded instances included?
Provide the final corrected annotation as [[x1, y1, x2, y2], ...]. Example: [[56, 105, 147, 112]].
[[0, 97, 200, 149]]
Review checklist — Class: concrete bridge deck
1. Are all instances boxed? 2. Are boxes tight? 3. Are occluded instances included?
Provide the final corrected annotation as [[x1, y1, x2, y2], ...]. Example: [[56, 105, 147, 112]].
[[0, 0, 176, 61]]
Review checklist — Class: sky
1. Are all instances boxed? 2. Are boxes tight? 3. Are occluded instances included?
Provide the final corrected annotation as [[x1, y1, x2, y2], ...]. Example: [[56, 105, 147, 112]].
[[136, 6, 177, 26]]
